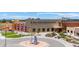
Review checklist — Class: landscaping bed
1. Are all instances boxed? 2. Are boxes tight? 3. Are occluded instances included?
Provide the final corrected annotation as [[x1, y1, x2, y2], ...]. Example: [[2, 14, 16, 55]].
[[45, 32, 57, 37], [59, 32, 79, 44]]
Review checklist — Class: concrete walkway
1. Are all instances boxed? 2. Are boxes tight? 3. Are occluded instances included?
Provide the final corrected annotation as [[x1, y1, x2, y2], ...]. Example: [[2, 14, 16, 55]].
[[0, 33, 5, 40]]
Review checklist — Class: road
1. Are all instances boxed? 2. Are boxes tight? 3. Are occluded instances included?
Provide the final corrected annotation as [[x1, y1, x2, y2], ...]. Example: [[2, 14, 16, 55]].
[[0, 36, 65, 47]]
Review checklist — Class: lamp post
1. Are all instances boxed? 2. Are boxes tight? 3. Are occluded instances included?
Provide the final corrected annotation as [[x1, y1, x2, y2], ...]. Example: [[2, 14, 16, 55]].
[[4, 35, 6, 47], [0, 23, 6, 47], [4, 23, 7, 47], [30, 20, 33, 44], [4, 29, 7, 47]]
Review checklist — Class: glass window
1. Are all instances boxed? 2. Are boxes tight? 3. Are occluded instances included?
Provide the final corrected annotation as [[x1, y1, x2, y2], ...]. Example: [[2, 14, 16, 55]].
[[32, 28, 36, 32], [47, 28, 50, 32], [37, 28, 40, 32], [59, 22, 61, 26], [67, 30, 69, 32], [51, 28, 54, 31], [42, 28, 45, 32], [71, 31, 73, 33]]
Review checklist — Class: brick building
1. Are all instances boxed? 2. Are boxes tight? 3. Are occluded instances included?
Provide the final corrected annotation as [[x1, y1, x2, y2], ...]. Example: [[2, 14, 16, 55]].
[[12, 20, 27, 32], [1, 19, 79, 38], [26, 19, 63, 32], [0, 22, 12, 31], [63, 21, 79, 37], [12, 19, 64, 33]]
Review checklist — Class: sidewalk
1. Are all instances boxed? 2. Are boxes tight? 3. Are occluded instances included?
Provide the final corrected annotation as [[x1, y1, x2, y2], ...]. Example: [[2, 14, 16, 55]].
[[0, 33, 5, 40]]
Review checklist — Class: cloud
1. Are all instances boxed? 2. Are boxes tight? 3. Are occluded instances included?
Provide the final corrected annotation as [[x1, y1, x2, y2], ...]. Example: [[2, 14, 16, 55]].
[[37, 12, 79, 18], [36, 12, 55, 15], [11, 15, 37, 19], [36, 12, 63, 15], [55, 13, 79, 18], [0, 14, 9, 19], [0, 14, 37, 19]]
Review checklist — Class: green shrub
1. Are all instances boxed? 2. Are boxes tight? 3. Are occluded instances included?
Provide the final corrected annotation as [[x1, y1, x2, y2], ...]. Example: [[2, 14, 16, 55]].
[[59, 32, 66, 38], [46, 33, 56, 37]]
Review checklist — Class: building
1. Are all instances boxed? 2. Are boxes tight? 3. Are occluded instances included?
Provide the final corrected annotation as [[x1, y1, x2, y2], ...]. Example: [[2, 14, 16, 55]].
[[63, 21, 79, 37], [1, 19, 79, 38], [26, 19, 63, 32], [12, 19, 64, 33], [12, 20, 27, 32], [0, 22, 13, 31]]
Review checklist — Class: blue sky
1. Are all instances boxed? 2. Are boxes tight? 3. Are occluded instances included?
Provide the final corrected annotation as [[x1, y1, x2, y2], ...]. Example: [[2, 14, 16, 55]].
[[0, 12, 79, 19]]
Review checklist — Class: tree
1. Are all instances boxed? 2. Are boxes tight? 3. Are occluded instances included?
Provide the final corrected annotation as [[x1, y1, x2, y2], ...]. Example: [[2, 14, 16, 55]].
[[1, 19, 6, 23]]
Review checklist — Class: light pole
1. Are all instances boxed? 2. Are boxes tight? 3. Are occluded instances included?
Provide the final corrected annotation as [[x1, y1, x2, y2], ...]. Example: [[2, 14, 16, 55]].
[[4, 22, 7, 47], [30, 20, 33, 44], [0, 23, 6, 47], [4, 29, 7, 47]]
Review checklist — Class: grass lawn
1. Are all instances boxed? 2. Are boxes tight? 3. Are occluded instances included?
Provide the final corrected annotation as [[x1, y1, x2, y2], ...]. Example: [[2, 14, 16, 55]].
[[1, 32, 31, 38], [2, 32, 16, 36], [6, 34, 24, 38]]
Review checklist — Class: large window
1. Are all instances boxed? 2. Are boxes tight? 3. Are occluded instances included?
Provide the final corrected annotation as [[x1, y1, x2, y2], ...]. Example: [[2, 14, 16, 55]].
[[77, 33, 79, 36], [67, 30, 69, 32], [25, 26, 27, 32], [51, 28, 54, 31], [47, 28, 50, 32], [21, 26, 24, 31], [59, 22, 61, 26], [71, 31, 73, 33], [37, 28, 40, 32], [17, 27, 19, 30], [32, 28, 36, 32], [42, 28, 45, 32]]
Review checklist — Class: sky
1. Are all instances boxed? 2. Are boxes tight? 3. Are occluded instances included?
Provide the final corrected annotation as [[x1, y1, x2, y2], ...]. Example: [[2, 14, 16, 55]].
[[0, 12, 79, 19]]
